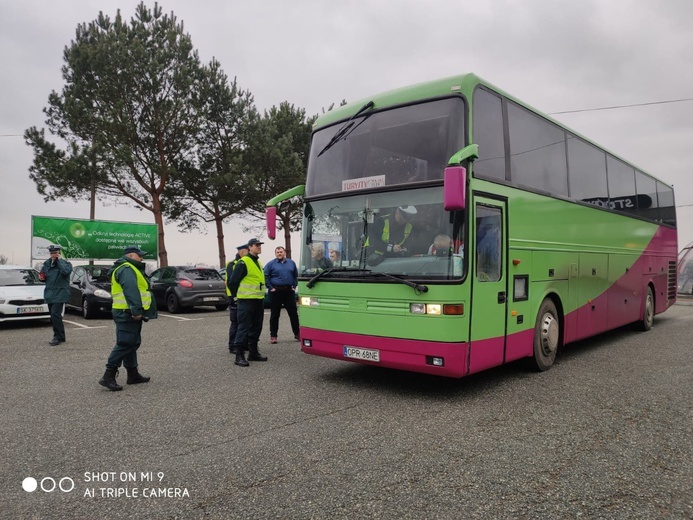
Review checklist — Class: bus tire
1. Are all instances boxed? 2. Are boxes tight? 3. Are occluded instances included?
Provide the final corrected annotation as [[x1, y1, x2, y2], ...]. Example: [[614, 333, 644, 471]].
[[637, 286, 654, 332], [531, 298, 560, 371]]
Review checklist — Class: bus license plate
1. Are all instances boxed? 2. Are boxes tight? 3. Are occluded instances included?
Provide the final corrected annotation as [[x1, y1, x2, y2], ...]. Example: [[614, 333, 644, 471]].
[[343, 346, 380, 362], [18, 306, 44, 314]]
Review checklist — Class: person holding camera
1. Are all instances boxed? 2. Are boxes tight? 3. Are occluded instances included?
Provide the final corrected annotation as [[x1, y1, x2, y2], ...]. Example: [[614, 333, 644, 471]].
[[40, 245, 73, 346], [99, 245, 157, 391]]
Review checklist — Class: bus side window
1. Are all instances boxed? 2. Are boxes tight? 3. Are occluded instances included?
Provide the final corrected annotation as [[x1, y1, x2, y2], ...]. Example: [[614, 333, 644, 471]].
[[476, 211, 501, 282]]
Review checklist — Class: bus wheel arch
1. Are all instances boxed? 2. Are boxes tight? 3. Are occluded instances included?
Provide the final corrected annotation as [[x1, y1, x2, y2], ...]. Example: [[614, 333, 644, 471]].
[[530, 295, 563, 372], [636, 284, 655, 332]]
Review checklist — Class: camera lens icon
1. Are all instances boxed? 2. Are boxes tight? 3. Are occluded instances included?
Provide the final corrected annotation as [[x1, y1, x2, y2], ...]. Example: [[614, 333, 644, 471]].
[[22, 476, 75, 493]]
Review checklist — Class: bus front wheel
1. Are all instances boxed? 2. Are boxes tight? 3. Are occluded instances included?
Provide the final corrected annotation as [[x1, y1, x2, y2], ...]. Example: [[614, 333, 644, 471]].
[[531, 298, 560, 371]]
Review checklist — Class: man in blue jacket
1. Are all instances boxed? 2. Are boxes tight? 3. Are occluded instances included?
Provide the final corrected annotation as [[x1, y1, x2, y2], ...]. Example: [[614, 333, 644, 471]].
[[99, 245, 157, 391], [40, 245, 73, 346], [264, 246, 300, 344]]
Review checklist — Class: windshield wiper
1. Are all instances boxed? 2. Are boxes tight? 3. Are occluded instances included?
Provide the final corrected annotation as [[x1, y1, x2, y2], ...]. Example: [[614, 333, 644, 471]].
[[306, 267, 371, 288], [317, 101, 375, 157], [368, 272, 429, 294]]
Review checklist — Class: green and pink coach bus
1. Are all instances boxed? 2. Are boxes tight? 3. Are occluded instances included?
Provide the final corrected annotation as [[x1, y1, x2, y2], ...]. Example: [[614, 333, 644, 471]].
[[266, 73, 677, 378]]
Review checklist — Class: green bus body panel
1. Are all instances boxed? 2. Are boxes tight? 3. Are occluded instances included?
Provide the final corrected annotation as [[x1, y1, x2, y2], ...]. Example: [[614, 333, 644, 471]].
[[299, 282, 471, 343]]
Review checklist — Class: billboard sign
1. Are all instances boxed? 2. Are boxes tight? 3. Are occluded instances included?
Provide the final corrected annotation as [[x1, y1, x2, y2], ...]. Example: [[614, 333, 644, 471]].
[[31, 216, 158, 261]]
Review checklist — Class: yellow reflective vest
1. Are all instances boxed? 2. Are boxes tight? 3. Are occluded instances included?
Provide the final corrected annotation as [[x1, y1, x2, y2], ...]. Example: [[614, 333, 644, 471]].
[[111, 263, 152, 310], [365, 215, 413, 254], [237, 256, 265, 299]]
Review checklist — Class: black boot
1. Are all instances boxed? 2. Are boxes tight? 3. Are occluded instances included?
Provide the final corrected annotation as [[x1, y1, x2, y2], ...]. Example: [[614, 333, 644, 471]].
[[234, 350, 249, 367], [248, 344, 268, 362], [126, 367, 150, 384], [99, 368, 123, 391]]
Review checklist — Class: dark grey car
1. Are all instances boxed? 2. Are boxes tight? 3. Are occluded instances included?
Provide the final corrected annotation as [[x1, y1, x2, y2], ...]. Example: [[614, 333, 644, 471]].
[[150, 266, 229, 313], [66, 264, 113, 319]]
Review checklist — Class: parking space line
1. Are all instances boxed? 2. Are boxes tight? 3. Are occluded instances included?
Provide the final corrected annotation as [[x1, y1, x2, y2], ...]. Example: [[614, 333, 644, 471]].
[[157, 313, 200, 321], [63, 319, 107, 329]]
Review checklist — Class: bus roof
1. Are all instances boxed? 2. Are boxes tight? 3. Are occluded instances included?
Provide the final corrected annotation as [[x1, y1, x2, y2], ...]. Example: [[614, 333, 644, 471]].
[[313, 72, 672, 188], [314, 72, 483, 129]]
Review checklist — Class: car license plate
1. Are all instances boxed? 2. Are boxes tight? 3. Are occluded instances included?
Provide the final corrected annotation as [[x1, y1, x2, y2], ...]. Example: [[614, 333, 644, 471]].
[[203, 297, 219, 302], [18, 306, 44, 314], [343, 346, 380, 362]]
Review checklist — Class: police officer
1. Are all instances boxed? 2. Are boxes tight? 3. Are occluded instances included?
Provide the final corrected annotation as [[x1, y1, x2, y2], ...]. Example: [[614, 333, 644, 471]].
[[226, 243, 249, 353], [366, 206, 417, 265], [99, 245, 157, 391], [228, 238, 268, 367], [40, 245, 73, 346]]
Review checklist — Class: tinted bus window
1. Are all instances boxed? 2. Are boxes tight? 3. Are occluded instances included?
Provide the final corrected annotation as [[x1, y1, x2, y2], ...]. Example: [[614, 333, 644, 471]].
[[634, 170, 659, 221], [606, 156, 638, 216], [567, 135, 608, 205], [657, 181, 676, 226], [306, 98, 465, 197], [507, 102, 568, 196], [473, 88, 506, 180], [476, 205, 502, 282]]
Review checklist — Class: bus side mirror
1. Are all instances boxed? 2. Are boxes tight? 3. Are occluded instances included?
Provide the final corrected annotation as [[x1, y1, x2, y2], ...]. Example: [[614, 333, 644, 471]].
[[266, 207, 277, 240], [444, 166, 466, 211]]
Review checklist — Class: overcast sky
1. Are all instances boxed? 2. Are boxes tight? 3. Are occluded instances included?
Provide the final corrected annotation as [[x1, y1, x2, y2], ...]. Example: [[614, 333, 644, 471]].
[[1, 0, 692, 267]]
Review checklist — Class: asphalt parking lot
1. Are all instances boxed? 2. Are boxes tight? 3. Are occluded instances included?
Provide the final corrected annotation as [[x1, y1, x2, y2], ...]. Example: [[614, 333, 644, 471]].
[[1, 303, 692, 519]]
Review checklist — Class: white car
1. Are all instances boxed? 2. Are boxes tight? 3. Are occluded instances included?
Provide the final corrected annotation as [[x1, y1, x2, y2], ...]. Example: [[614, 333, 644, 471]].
[[0, 265, 50, 322]]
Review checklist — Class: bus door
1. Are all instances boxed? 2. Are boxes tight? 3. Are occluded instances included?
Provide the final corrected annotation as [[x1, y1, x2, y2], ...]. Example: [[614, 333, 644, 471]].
[[468, 198, 507, 374]]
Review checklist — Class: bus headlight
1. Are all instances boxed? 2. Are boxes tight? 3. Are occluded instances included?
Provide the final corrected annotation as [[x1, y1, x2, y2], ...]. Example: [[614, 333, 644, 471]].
[[410, 303, 464, 315], [410, 303, 426, 314], [426, 304, 442, 315], [301, 296, 318, 306], [409, 303, 442, 315]]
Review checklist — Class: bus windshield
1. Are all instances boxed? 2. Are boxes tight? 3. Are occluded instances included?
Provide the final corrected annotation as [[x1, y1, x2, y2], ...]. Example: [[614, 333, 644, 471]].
[[299, 187, 465, 281], [306, 97, 466, 197]]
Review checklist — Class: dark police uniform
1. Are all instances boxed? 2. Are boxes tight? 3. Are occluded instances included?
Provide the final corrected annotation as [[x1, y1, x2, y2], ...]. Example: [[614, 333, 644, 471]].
[[228, 238, 267, 367], [40, 245, 73, 346], [99, 246, 157, 391]]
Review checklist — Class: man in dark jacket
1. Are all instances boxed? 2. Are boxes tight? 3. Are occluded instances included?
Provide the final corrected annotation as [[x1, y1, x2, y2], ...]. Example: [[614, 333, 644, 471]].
[[226, 243, 248, 353], [40, 245, 73, 346], [99, 245, 157, 391]]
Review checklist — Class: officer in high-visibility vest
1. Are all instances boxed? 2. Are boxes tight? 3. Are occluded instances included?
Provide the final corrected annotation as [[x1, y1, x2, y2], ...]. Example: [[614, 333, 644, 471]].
[[366, 205, 417, 266], [228, 238, 268, 367], [226, 243, 249, 353], [98, 245, 158, 391]]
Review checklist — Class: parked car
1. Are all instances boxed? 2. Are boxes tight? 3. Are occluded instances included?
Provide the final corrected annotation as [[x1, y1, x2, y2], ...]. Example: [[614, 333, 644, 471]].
[[66, 264, 112, 319], [150, 266, 229, 313], [0, 265, 50, 323]]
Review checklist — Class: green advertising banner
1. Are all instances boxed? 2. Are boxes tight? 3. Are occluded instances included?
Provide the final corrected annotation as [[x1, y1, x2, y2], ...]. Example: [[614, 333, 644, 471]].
[[31, 216, 158, 261]]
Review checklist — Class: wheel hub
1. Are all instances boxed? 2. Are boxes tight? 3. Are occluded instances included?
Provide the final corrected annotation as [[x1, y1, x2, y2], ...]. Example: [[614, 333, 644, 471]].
[[540, 314, 559, 354]]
